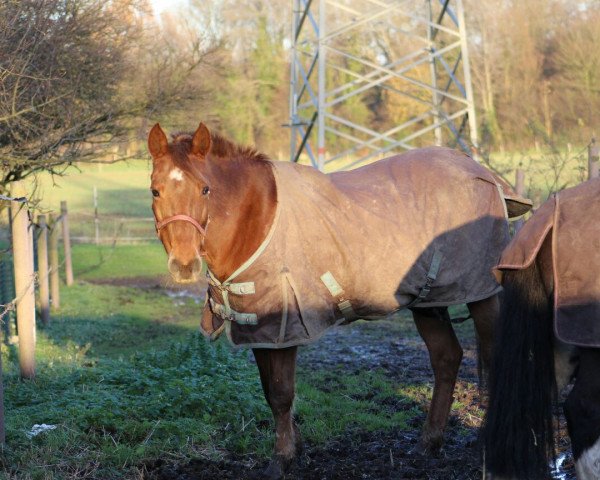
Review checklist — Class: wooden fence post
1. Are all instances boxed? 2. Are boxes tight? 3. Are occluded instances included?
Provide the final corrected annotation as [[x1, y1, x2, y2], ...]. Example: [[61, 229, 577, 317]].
[[0, 332, 4, 444], [60, 201, 74, 286], [0, 208, 8, 444], [37, 215, 50, 326], [28, 215, 36, 345], [49, 213, 60, 310], [588, 137, 599, 180], [10, 182, 36, 379], [514, 168, 526, 232], [93, 185, 100, 245]]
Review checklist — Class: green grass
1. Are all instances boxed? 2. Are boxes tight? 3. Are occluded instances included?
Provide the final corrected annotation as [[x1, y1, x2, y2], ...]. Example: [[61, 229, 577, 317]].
[[28, 161, 153, 218], [69, 244, 167, 281], [0, 281, 269, 479], [16, 160, 157, 241], [296, 370, 416, 444], [49, 283, 199, 357]]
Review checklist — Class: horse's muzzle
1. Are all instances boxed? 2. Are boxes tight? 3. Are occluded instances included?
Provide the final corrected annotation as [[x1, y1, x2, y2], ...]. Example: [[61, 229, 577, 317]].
[[167, 255, 203, 283]]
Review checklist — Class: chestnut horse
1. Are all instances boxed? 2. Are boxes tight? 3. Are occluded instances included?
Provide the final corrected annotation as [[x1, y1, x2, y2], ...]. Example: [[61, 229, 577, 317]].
[[148, 122, 510, 479]]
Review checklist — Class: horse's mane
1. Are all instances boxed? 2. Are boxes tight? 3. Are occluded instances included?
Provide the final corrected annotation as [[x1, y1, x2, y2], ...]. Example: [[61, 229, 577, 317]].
[[169, 131, 270, 166]]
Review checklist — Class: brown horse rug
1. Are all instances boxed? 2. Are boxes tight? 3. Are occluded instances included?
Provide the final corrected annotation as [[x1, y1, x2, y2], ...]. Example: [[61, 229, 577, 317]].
[[496, 177, 600, 347], [202, 147, 515, 348]]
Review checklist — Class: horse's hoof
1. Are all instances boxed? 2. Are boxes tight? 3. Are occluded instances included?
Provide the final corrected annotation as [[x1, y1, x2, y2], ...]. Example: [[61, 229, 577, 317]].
[[418, 429, 444, 453], [261, 454, 292, 480], [410, 437, 443, 455]]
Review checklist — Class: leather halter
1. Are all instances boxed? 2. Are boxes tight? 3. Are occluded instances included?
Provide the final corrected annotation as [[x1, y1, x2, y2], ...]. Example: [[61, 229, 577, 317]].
[[155, 214, 207, 237]]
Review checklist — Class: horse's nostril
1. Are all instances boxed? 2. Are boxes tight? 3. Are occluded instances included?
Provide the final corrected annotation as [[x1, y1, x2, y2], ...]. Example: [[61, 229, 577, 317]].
[[191, 257, 202, 274], [167, 257, 180, 275]]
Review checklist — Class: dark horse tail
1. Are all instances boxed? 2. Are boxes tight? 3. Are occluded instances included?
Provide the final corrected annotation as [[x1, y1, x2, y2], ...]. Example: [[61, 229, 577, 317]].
[[483, 260, 556, 479]]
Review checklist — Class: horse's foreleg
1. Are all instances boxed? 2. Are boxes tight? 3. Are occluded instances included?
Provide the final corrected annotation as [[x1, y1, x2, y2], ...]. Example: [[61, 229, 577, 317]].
[[412, 307, 463, 452], [252, 346, 299, 479], [564, 348, 600, 480]]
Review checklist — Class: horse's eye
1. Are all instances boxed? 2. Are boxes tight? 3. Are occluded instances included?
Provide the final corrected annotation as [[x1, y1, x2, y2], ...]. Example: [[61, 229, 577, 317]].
[[151, 189, 160, 198], [202, 186, 210, 195]]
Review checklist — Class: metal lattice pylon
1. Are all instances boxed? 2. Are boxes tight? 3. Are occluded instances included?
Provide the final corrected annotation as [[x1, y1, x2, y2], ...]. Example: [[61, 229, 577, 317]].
[[288, 0, 478, 171]]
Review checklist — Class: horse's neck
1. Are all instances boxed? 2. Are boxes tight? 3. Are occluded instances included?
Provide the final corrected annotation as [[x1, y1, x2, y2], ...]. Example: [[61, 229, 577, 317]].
[[204, 160, 276, 281]]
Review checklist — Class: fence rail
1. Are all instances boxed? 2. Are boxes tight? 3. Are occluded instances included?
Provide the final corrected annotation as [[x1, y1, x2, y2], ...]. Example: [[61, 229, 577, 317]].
[[67, 215, 158, 244]]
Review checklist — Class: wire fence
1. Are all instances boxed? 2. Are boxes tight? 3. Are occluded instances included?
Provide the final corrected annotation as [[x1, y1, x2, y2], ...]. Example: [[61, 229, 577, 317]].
[[2, 216, 157, 246], [68, 213, 157, 244]]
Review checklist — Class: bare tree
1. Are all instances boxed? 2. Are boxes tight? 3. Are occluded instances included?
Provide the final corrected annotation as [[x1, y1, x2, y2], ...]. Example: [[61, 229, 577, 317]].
[[0, 0, 142, 187], [127, 9, 223, 134], [0, 0, 222, 191]]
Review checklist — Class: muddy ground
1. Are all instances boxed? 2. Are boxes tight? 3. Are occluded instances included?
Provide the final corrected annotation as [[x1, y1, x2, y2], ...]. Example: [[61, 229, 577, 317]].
[[98, 276, 575, 480]]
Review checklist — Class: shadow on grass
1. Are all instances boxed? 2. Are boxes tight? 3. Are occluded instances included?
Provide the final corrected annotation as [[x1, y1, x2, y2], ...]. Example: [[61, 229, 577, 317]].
[[40, 313, 197, 359]]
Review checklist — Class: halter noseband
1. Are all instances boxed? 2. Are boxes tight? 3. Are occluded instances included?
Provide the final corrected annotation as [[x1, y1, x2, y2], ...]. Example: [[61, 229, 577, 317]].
[[155, 214, 207, 237]]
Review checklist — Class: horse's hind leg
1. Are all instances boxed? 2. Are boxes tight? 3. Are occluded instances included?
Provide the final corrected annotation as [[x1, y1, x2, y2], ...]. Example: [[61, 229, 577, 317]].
[[252, 346, 300, 480], [564, 347, 600, 480], [467, 294, 499, 376], [412, 306, 463, 452]]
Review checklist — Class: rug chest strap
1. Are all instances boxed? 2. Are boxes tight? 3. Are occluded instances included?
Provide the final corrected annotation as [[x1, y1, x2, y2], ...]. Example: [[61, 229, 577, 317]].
[[209, 297, 258, 325], [206, 269, 258, 325], [320, 271, 358, 321]]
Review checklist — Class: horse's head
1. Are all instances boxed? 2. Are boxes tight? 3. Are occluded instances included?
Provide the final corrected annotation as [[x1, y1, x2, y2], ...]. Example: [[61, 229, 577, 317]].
[[148, 122, 212, 283]]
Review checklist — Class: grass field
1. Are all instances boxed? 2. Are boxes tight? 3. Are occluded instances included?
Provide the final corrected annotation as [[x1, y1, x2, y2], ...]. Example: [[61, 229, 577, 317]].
[[71, 244, 167, 280], [29, 161, 153, 218], [15, 161, 157, 242]]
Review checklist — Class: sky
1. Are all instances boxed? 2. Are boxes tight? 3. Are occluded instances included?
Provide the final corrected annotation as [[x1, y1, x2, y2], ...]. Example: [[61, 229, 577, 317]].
[[150, 0, 187, 15]]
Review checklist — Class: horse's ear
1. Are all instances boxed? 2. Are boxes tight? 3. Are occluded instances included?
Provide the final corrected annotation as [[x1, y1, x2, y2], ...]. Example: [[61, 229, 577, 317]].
[[191, 123, 211, 157], [148, 123, 168, 158]]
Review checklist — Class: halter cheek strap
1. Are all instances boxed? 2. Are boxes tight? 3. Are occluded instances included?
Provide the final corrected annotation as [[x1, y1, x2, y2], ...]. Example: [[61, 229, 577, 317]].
[[155, 214, 207, 237]]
